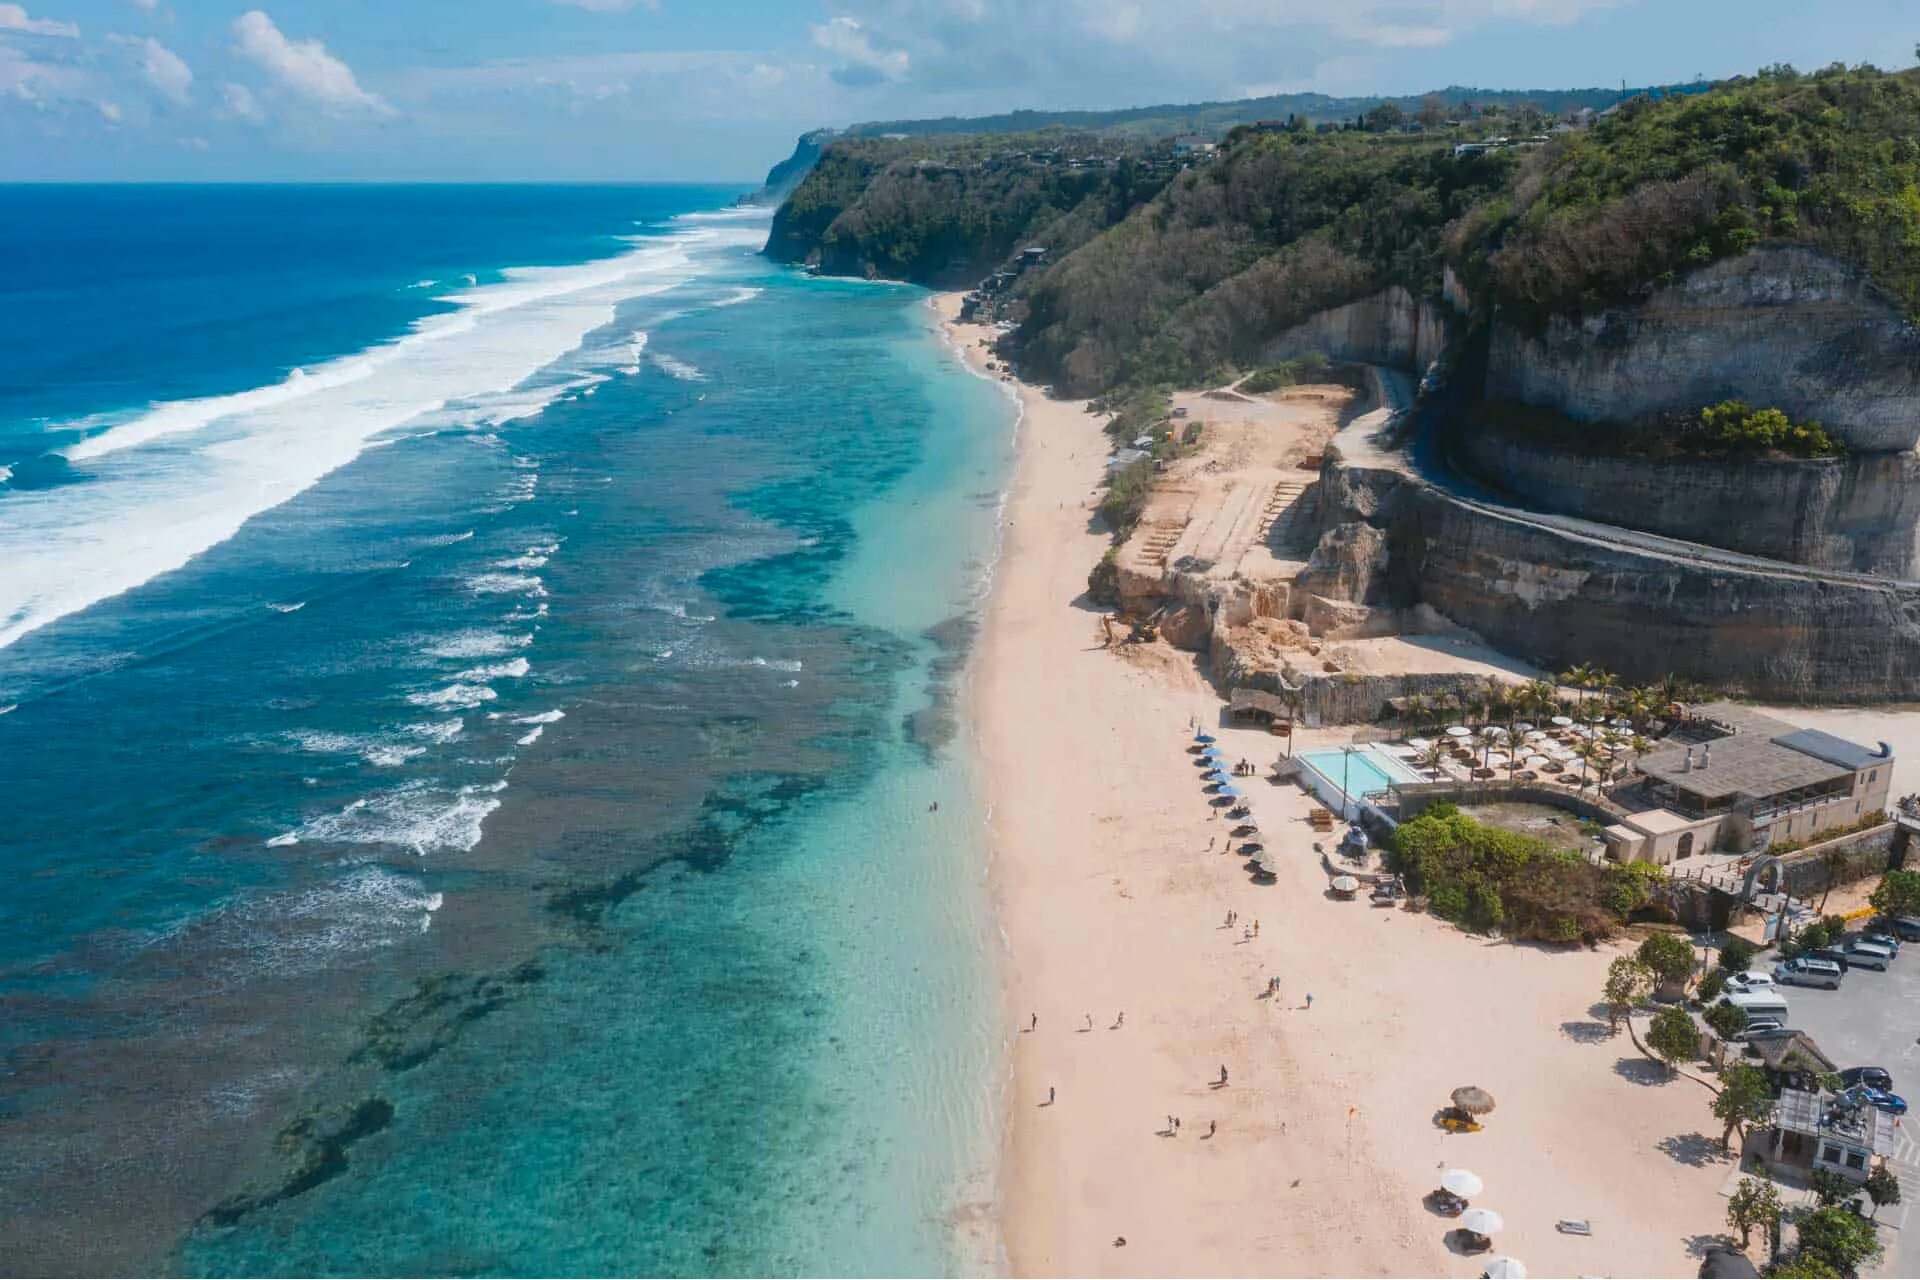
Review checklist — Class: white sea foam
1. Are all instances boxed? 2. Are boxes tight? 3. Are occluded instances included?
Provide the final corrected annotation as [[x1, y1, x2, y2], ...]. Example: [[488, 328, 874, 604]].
[[0, 213, 768, 650], [267, 601, 305, 613], [0, 465, 12, 485], [505, 603, 549, 622], [456, 657, 530, 681], [464, 573, 546, 598], [365, 744, 428, 766], [405, 719, 466, 743], [492, 553, 549, 570], [276, 782, 503, 856], [619, 331, 649, 374], [652, 353, 705, 382], [516, 725, 545, 747], [422, 629, 531, 660], [714, 286, 763, 307], [407, 682, 497, 711], [421, 529, 475, 547], [513, 709, 565, 725]]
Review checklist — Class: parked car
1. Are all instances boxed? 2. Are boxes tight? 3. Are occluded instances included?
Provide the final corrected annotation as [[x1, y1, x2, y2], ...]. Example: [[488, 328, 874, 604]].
[[1886, 915, 1920, 941], [1840, 1067, 1895, 1092], [1803, 947, 1852, 973], [1843, 1085, 1909, 1116], [1773, 957, 1844, 990], [1733, 1017, 1788, 1041], [1860, 931, 1902, 956], [1724, 971, 1777, 994], [1842, 941, 1895, 971]]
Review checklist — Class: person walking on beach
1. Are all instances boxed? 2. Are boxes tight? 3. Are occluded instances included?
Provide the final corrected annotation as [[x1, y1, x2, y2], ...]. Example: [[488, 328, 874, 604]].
[[1207, 1120, 1217, 1138], [1029, 1012, 1037, 1032], [1219, 1064, 1229, 1086], [1084, 1013, 1094, 1032], [1047, 1086, 1055, 1105], [1305, 993, 1314, 1010], [1114, 1011, 1125, 1029], [1253, 920, 1260, 938]]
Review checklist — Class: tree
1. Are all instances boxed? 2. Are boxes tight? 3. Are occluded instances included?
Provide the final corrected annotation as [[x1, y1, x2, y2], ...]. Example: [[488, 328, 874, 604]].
[[1646, 1005, 1700, 1075], [1363, 102, 1406, 132], [1638, 933, 1697, 989], [1718, 936, 1758, 973], [1793, 1204, 1883, 1274], [1703, 997, 1747, 1041], [1869, 868, 1920, 920], [1809, 1168, 1854, 1208], [1698, 968, 1728, 1001], [1866, 1162, 1902, 1219], [1727, 1175, 1783, 1249], [1712, 1064, 1775, 1151], [1603, 955, 1652, 1030], [1418, 93, 1449, 128], [1767, 1256, 1841, 1279]]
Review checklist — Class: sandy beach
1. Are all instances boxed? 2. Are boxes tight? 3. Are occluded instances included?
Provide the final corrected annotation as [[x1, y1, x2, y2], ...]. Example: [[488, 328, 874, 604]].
[[951, 292, 1735, 1278]]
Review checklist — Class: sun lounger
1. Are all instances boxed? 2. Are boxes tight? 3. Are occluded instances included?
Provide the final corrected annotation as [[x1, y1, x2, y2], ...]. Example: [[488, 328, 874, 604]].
[[1555, 1219, 1592, 1236]]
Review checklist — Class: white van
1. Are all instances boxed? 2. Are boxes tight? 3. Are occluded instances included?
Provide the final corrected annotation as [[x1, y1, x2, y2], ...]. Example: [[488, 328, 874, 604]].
[[1773, 957, 1844, 990], [1721, 990, 1791, 1020], [1843, 941, 1895, 971]]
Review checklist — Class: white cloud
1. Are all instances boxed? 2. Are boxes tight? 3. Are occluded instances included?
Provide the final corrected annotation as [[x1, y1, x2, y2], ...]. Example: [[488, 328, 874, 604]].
[[231, 9, 392, 116], [810, 16, 909, 87], [0, 4, 79, 38], [549, 0, 659, 10], [95, 98, 120, 121], [110, 34, 192, 104], [219, 79, 264, 123], [129, 0, 159, 9]]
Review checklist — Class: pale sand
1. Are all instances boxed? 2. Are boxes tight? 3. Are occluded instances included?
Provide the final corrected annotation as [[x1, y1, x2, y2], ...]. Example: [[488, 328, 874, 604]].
[[950, 293, 1733, 1277]]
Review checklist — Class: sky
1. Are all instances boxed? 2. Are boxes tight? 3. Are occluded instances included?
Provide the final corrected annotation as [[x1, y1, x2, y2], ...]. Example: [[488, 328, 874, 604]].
[[0, 0, 1915, 182]]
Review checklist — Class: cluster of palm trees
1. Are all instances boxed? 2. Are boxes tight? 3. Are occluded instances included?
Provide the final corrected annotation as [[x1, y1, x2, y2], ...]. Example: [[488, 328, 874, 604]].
[[1396, 668, 1710, 796]]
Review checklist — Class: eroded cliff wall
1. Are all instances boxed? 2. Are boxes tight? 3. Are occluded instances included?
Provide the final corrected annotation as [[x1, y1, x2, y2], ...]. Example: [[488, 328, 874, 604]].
[[1257, 286, 1452, 377], [1455, 429, 1920, 578], [1486, 247, 1920, 452]]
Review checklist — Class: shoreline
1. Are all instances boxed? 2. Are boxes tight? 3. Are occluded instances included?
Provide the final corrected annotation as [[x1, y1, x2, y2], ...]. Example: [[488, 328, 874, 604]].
[[948, 291, 1733, 1278]]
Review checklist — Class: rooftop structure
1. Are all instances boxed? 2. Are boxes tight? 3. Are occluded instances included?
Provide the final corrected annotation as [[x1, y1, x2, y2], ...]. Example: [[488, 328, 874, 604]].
[[1606, 703, 1892, 862], [1766, 1086, 1896, 1183]]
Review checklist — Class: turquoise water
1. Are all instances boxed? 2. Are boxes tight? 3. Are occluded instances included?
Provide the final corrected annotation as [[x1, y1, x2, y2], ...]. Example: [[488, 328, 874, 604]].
[[0, 189, 1012, 1275], [1299, 746, 1415, 800]]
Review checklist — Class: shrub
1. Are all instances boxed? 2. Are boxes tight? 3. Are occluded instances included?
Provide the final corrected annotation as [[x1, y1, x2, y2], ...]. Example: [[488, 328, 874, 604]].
[[1870, 868, 1920, 920], [1638, 932, 1698, 987], [1097, 459, 1156, 537], [1646, 1005, 1701, 1072], [1793, 1205, 1882, 1275], [1086, 548, 1120, 604], [1718, 936, 1758, 974], [1697, 968, 1728, 1003], [1392, 808, 1626, 942]]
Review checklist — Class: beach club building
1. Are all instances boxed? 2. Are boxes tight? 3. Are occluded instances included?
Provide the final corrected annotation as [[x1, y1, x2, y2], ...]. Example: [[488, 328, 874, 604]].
[[1604, 704, 1892, 864]]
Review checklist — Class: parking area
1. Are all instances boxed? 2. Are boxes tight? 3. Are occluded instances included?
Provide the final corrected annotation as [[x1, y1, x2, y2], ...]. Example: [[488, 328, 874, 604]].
[[1770, 943, 1920, 1275]]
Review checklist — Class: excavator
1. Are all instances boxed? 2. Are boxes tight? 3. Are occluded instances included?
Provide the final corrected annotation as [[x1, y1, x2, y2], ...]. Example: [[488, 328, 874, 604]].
[[1101, 607, 1165, 647]]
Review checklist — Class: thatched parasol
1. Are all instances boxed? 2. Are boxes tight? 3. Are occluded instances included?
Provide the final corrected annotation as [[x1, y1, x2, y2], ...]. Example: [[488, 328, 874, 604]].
[[1451, 1086, 1496, 1115]]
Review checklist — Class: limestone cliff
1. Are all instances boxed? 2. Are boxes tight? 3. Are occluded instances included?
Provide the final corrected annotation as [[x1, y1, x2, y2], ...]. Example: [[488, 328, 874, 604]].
[[1486, 247, 1920, 453]]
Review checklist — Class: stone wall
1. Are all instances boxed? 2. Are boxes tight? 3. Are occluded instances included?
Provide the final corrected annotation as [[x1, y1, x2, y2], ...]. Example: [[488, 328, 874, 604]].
[[1454, 428, 1920, 577], [1486, 247, 1920, 453], [1775, 823, 1898, 900], [1258, 286, 1452, 377]]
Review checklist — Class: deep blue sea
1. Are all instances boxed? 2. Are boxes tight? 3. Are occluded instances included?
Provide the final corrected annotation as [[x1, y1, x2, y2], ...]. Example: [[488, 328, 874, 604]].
[[0, 185, 1012, 1276]]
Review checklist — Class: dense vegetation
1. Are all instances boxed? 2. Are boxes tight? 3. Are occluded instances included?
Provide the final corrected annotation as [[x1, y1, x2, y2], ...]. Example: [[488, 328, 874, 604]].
[[1391, 803, 1663, 942], [773, 63, 1920, 402], [764, 132, 1171, 285], [1464, 66, 1920, 322], [1015, 135, 1517, 392], [1470, 396, 1847, 459]]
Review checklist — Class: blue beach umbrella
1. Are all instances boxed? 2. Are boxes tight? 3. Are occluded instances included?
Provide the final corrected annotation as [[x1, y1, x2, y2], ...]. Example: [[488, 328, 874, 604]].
[[1194, 732, 1217, 744], [1217, 784, 1243, 798], [1201, 746, 1226, 759]]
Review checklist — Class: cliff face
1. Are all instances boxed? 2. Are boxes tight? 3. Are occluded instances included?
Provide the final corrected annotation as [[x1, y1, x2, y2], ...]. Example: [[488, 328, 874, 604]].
[[1455, 428, 1920, 577], [1486, 247, 1920, 452], [1313, 449, 1920, 702], [1256, 286, 1453, 378], [741, 130, 836, 207]]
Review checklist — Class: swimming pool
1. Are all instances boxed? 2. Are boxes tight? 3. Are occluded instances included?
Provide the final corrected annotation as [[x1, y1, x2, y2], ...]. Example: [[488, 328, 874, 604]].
[[1299, 745, 1420, 804]]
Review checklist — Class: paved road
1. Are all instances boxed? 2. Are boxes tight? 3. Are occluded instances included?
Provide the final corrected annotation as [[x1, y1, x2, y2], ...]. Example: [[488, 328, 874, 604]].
[[1772, 951, 1920, 1276]]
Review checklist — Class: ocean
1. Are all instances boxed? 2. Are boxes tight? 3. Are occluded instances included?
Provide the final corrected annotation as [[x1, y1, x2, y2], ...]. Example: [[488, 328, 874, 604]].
[[0, 185, 1013, 1276]]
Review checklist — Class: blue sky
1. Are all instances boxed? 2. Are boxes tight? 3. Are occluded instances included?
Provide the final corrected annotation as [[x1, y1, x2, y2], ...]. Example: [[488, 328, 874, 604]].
[[1, 1, 1914, 181]]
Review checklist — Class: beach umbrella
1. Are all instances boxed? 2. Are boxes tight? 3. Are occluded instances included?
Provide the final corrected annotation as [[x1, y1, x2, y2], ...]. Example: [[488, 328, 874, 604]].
[[1194, 732, 1216, 744], [1451, 1086, 1496, 1115], [1407, 737, 1434, 751], [1481, 1257, 1525, 1280], [1331, 874, 1359, 892], [1525, 755, 1552, 770], [1217, 784, 1242, 798], [1445, 725, 1473, 738], [1513, 722, 1534, 733], [1440, 1169, 1484, 1198], [1458, 1208, 1504, 1237], [1550, 715, 1574, 728]]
